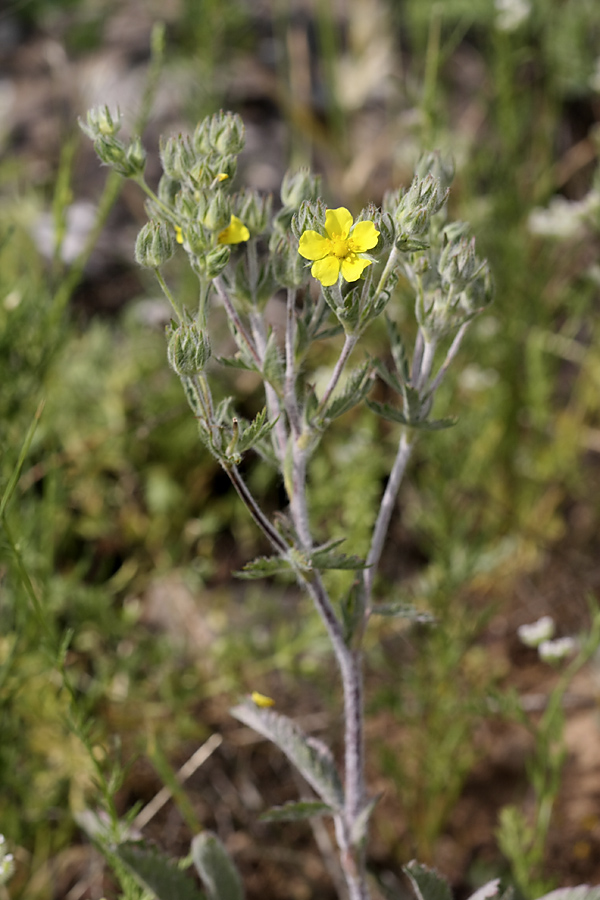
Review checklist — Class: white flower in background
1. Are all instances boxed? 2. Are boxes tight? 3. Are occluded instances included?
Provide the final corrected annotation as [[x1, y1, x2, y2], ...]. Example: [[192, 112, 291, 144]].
[[0, 835, 14, 886], [528, 193, 600, 239], [538, 637, 577, 664], [517, 615, 555, 648], [495, 0, 531, 32], [458, 364, 499, 392]]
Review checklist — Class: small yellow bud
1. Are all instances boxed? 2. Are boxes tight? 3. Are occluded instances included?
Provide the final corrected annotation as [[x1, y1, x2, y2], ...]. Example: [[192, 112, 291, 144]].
[[251, 691, 275, 708]]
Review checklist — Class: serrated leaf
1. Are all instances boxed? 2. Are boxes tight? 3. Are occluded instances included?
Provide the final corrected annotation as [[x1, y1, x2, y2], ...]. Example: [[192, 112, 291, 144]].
[[259, 801, 333, 823], [116, 841, 205, 900], [310, 551, 370, 571], [372, 357, 405, 394], [192, 832, 244, 900], [371, 602, 435, 623], [230, 701, 344, 810], [366, 399, 410, 425], [236, 408, 278, 455], [235, 555, 293, 580], [325, 362, 372, 421], [404, 861, 452, 900], [216, 355, 256, 371]]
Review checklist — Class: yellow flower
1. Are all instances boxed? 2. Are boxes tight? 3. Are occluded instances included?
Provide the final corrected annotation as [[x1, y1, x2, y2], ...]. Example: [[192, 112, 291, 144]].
[[217, 215, 250, 245], [298, 207, 380, 287], [174, 225, 184, 244], [251, 691, 275, 708]]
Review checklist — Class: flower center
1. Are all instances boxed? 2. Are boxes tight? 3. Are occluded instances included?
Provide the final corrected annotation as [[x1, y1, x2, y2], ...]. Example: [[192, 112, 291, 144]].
[[330, 236, 350, 258]]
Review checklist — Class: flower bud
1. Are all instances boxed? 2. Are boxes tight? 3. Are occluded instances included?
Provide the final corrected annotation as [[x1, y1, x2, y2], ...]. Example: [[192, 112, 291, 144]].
[[291, 199, 326, 240], [159, 134, 196, 180], [235, 189, 271, 236], [167, 318, 211, 376], [200, 191, 232, 232], [270, 234, 308, 288], [280, 167, 321, 208], [415, 151, 455, 192], [79, 105, 121, 140], [135, 221, 175, 268], [123, 136, 147, 178], [204, 245, 231, 278], [209, 111, 245, 155], [158, 173, 180, 206], [93, 136, 128, 171]]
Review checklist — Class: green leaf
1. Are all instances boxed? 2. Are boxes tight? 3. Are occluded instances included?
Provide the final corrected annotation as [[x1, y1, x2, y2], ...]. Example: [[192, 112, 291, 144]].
[[340, 581, 364, 645], [403, 861, 452, 900], [349, 794, 381, 847], [310, 537, 369, 571], [366, 399, 456, 431], [324, 362, 373, 421], [230, 701, 344, 810], [235, 555, 293, 580], [236, 408, 278, 455], [262, 331, 284, 392], [216, 355, 256, 372], [192, 832, 244, 900], [116, 841, 205, 900], [372, 357, 405, 394], [259, 800, 333, 822], [385, 316, 410, 383]]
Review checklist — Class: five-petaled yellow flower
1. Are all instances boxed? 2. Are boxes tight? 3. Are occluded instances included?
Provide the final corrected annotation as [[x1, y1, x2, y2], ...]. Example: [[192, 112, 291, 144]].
[[298, 207, 379, 287], [218, 215, 250, 245], [251, 691, 275, 708]]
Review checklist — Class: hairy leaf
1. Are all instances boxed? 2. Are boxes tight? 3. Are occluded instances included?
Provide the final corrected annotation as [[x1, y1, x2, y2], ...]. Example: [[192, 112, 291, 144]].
[[404, 861, 452, 900], [262, 331, 284, 392], [235, 555, 293, 580], [371, 602, 435, 623], [325, 362, 373, 421], [236, 408, 278, 455], [230, 700, 344, 810], [385, 316, 410, 383], [259, 800, 333, 822], [116, 841, 205, 900], [192, 832, 244, 900]]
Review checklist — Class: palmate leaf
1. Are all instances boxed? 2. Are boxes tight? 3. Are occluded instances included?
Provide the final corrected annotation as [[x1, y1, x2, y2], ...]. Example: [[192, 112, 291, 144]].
[[116, 841, 205, 900], [403, 860, 452, 900], [230, 700, 344, 810], [324, 361, 373, 421], [191, 832, 244, 900], [259, 800, 333, 823], [235, 555, 294, 580]]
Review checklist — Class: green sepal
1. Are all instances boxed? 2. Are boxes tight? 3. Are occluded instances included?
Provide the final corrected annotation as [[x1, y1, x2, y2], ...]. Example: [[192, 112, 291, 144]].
[[259, 800, 333, 823], [230, 701, 344, 810], [116, 841, 206, 900], [191, 832, 244, 900]]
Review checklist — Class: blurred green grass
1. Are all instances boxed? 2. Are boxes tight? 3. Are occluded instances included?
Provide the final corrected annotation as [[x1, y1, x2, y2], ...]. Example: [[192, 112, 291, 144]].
[[1, 0, 600, 896]]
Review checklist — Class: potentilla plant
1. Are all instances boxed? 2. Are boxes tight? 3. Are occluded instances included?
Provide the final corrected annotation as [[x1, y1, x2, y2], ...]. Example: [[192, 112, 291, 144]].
[[79, 106, 499, 900]]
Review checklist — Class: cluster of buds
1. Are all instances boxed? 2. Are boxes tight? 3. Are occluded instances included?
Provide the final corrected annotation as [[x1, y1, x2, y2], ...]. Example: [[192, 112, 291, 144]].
[[384, 172, 448, 243], [79, 106, 146, 178]]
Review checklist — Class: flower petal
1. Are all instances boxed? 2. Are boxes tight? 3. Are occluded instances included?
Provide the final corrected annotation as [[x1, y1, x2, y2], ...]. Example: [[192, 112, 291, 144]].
[[218, 215, 250, 245], [350, 220, 380, 252], [325, 207, 353, 240], [340, 255, 372, 282], [299, 230, 330, 260], [312, 256, 341, 286]]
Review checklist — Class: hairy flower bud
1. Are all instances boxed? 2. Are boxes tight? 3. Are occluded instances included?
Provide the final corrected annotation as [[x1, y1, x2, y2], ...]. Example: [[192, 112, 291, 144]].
[[167, 318, 211, 376], [204, 245, 231, 278], [79, 105, 121, 140], [235, 189, 271, 236], [159, 134, 196, 181], [123, 136, 147, 177], [291, 199, 327, 240], [135, 221, 175, 268], [280, 168, 321, 208], [270, 234, 309, 288]]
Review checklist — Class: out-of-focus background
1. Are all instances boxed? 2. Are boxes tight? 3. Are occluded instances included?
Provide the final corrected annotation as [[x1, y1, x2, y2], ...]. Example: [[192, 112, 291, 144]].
[[1, 0, 600, 897]]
